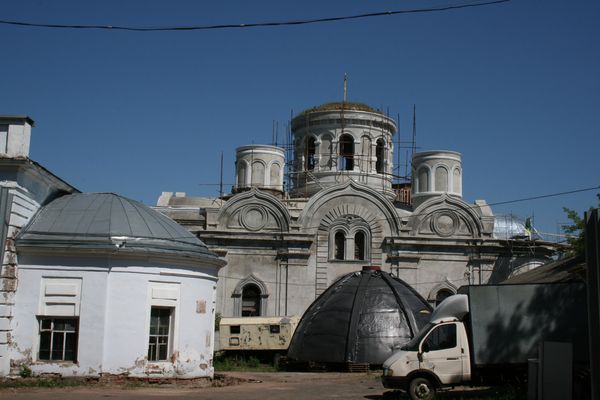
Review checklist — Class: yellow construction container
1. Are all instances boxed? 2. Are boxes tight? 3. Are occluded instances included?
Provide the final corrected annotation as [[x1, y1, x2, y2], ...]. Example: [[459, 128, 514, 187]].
[[219, 316, 300, 351]]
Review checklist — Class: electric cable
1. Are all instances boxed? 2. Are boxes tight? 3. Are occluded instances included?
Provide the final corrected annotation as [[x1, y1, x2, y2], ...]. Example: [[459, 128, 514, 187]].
[[0, 0, 510, 32]]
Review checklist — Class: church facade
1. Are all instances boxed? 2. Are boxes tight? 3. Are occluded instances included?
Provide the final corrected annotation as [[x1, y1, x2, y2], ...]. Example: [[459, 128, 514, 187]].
[[156, 102, 556, 319]]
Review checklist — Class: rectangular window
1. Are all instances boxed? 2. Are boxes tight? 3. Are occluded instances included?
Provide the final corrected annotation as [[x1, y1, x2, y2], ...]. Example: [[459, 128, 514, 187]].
[[38, 317, 78, 362], [148, 307, 173, 361], [230, 325, 241, 334], [269, 325, 280, 334]]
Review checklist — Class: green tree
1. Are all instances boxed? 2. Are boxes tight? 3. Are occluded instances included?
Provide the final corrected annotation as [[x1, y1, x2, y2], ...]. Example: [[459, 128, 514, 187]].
[[562, 194, 600, 256]]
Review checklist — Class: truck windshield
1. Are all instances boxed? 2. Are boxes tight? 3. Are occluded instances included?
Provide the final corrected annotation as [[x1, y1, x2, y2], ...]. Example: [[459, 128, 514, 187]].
[[401, 322, 434, 351]]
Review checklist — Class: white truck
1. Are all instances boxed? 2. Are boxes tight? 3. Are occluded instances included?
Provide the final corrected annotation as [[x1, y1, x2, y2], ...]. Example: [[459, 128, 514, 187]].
[[382, 283, 588, 400]]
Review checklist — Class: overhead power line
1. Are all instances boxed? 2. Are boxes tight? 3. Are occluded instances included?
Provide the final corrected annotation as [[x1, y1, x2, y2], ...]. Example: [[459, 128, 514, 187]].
[[0, 0, 510, 32]]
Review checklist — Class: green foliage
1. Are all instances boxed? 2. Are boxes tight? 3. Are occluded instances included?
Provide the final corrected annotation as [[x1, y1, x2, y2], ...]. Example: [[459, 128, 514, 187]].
[[213, 354, 275, 372], [18, 364, 32, 378], [562, 194, 600, 256]]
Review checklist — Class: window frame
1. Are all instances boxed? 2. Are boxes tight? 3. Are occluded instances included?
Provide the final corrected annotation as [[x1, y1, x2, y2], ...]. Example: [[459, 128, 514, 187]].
[[241, 283, 262, 317], [375, 138, 385, 174], [338, 134, 355, 171], [37, 316, 79, 363], [147, 306, 174, 362], [334, 230, 346, 260], [354, 230, 366, 260], [305, 136, 316, 171], [328, 219, 371, 262], [421, 323, 457, 353]]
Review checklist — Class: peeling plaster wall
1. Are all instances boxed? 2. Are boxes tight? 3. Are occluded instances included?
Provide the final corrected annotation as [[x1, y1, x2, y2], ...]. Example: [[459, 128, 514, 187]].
[[0, 184, 42, 376], [9, 256, 218, 378], [10, 264, 108, 376], [103, 264, 217, 378]]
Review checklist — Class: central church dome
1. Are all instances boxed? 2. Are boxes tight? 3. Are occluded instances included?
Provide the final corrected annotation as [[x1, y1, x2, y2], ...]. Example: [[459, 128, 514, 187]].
[[289, 102, 397, 200]]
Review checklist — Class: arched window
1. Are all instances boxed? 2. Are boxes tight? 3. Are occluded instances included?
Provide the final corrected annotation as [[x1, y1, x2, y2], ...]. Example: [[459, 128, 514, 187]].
[[418, 168, 429, 193], [339, 134, 354, 171], [237, 162, 246, 188], [354, 231, 365, 260], [241, 284, 261, 316], [453, 168, 461, 194], [435, 166, 448, 192], [375, 139, 385, 174], [270, 162, 281, 190], [251, 161, 265, 186], [334, 231, 345, 260], [435, 289, 454, 307], [305, 137, 316, 170]]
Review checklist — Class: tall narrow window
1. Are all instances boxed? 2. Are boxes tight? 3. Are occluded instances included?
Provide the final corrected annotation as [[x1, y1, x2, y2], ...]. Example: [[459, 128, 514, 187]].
[[38, 317, 78, 362], [339, 134, 354, 171], [148, 307, 173, 361], [453, 168, 461, 194], [270, 162, 281, 189], [334, 231, 345, 260], [242, 284, 261, 316], [237, 162, 246, 189], [251, 161, 265, 186], [354, 231, 366, 260], [375, 139, 385, 173], [305, 137, 316, 170], [435, 166, 448, 192], [418, 168, 429, 193]]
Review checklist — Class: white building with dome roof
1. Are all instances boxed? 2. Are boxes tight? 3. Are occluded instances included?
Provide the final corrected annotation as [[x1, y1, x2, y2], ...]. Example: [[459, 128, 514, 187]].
[[0, 117, 225, 378]]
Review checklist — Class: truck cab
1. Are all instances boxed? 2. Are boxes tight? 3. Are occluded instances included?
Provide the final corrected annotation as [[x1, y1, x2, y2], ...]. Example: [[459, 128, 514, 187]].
[[382, 295, 471, 400]]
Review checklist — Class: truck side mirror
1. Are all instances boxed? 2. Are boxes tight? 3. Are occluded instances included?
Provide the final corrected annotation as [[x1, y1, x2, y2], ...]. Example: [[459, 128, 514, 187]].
[[417, 352, 423, 362], [422, 342, 430, 353]]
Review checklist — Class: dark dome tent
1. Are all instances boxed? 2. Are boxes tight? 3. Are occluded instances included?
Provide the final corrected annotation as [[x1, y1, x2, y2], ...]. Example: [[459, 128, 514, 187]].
[[288, 266, 432, 366]]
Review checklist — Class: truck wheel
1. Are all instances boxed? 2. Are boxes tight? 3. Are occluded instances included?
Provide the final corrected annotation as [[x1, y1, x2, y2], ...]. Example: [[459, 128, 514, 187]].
[[408, 376, 436, 400]]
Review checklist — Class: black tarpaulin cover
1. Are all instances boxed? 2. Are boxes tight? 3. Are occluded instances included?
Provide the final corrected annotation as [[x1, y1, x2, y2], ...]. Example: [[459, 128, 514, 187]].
[[288, 266, 432, 364]]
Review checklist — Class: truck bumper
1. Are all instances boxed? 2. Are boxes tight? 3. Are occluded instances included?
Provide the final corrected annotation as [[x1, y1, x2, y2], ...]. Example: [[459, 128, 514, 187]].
[[381, 375, 408, 389]]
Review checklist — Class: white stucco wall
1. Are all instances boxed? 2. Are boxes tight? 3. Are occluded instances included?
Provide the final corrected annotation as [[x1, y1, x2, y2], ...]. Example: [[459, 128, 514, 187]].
[[10, 255, 218, 378]]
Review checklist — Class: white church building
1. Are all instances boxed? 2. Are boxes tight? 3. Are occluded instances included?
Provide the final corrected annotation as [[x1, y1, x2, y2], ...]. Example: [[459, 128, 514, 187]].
[[155, 102, 556, 320]]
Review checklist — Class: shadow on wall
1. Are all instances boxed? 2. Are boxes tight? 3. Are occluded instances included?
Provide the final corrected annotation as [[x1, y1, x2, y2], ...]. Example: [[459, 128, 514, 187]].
[[477, 283, 588, 366]]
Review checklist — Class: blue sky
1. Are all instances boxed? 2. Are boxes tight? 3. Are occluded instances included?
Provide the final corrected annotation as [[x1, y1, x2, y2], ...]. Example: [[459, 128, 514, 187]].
[[1, 0, 598, 238]]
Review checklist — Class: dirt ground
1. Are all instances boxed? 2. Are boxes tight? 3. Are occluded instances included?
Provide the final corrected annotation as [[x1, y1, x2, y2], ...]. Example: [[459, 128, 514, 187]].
[[1, 372, 387, 400], [0, 372, 513, 400]]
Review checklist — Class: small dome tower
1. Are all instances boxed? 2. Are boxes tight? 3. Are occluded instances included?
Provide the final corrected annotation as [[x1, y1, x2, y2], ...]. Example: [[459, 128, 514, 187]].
[[412, 150, 463, 207], [234, 145, 285, 195], [289, 102, 397, 199]]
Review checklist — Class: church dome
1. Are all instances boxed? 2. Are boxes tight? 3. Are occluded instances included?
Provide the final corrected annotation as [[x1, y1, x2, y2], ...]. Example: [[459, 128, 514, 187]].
[[16, 193, 218, 260], [287, 266, 432, 365]]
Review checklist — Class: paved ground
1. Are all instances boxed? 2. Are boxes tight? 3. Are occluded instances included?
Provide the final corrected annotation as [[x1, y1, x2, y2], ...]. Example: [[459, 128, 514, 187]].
[[1, 372, 392, 400]]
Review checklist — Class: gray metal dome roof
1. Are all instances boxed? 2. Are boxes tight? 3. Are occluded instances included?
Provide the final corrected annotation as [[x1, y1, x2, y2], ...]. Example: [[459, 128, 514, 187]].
[[288, 266, 432, 365], [16, 193, 219, 260]]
